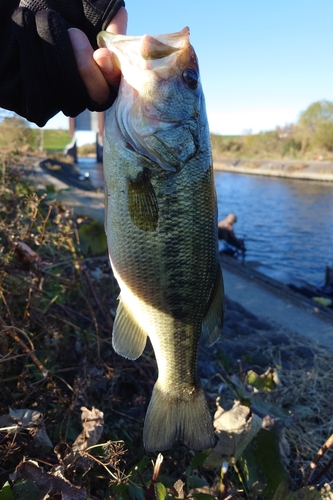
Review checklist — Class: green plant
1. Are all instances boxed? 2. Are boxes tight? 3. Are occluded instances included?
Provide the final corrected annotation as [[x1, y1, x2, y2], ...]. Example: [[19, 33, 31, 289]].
[[0, 117, 35, 149]]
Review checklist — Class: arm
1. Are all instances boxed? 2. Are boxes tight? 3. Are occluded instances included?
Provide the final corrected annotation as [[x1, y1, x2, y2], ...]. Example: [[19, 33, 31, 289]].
[[0, 0, 125, 127]]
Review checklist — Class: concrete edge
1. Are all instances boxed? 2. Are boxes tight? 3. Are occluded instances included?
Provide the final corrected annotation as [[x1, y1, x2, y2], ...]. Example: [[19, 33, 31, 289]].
[[219, 254, 333, 326], [214, 160, 333, 182]]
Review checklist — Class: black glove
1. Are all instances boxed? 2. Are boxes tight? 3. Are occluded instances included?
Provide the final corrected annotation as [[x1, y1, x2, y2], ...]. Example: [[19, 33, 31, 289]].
[[18, 0, 125, 49], [1, 0, 124, 126]]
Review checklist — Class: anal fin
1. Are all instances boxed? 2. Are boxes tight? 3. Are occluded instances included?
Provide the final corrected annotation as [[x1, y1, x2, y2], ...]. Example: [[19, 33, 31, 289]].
[[112, 298, 148, 360]]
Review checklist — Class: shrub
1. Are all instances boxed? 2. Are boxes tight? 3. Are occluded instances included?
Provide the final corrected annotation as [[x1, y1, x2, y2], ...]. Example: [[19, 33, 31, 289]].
[[0, 116, 35, 149]]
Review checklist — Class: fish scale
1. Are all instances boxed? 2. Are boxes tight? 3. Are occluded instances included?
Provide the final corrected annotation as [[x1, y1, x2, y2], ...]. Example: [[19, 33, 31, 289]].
[[98, 27, 224, 451]]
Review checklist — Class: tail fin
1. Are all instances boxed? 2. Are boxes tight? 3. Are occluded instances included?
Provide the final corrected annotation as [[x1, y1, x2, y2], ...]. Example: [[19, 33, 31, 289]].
[[143, 380, 215, 451]]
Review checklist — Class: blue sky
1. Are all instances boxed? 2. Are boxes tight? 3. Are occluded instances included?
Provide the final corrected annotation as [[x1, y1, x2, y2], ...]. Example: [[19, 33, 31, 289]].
[[46, 0, 333, 135]]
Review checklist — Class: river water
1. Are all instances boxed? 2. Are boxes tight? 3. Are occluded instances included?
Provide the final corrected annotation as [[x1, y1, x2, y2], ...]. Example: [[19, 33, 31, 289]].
[[215, 171, 333, 287], [78, 158, 333, 288]]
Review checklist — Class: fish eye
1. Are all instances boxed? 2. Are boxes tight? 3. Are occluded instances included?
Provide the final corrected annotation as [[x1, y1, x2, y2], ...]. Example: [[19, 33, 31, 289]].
[[182, 68, 199, 90]]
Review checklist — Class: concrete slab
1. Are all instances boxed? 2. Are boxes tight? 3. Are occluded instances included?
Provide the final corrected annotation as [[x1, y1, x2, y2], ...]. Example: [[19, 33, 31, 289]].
[[220, 255, 333, 347], [214, 157, 333, 182], [28, 160, 105, 223]]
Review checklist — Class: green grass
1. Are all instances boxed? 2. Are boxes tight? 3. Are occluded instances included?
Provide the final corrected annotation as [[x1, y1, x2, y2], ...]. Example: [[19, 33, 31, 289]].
[[0, 124, 72, 153], [38, 129, 73, 153]]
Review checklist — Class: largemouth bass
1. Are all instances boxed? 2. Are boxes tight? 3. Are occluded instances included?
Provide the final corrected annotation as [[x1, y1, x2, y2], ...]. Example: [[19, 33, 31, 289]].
[[98, 27, 224, 451]]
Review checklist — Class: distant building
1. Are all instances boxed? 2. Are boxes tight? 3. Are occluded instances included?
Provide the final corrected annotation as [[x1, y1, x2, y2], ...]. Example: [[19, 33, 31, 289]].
[[68, 110, 105, 162]]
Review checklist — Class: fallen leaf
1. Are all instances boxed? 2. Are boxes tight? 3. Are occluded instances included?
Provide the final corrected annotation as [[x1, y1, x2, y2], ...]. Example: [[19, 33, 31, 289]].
[[10, 460, 87, 500], [173, 479, 185, 499], [6, 408, 53, 448], [205, 399, 262, 467], [14, 241, 40, 264], [72, 406, 104, 453], [54, 407, 105, 476]]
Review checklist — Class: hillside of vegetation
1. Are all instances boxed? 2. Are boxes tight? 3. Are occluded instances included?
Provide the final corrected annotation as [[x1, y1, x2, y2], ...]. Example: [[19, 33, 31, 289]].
[[3, 100, 333, 164], [211, 100, 333, 162], [0, 117, 72, 154]]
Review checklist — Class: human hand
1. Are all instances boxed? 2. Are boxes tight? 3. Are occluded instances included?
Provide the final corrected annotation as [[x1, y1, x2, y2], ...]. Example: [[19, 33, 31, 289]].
[[68, 6, 128, 106]]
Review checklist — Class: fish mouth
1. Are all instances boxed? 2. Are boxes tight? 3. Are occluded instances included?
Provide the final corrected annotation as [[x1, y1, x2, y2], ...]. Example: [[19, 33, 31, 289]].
[[108, 25, 201, 173]]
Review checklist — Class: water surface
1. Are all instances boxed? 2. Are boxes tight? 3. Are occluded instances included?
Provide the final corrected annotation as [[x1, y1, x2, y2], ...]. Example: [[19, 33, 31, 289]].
[[215, 171, 333, 286]]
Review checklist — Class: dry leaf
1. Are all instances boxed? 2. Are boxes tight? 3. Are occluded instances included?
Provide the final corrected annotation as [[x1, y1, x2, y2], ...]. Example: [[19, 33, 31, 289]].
[[214, 400, 262, 459], [205, 399, 262, 467], [71, 406, 104, 453], [53, 406, 105, 476], [10, 460, 87, 500], [14, 241, 40, 264], [5, 408, 53, 448], [173, 479, 185, 499]]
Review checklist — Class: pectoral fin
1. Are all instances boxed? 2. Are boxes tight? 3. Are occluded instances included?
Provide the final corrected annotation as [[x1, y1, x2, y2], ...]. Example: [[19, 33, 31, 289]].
[[128, 168, 158, 231], [202, 266, 224, 346], [112, 298, 148, 360]]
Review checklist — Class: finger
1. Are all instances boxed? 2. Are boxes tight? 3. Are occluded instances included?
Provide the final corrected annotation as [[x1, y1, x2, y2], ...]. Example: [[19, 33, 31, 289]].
[[106, 6, 128, 34], [69, 28, 110, 105], [93, 48, 120, 88], [93, 7, 128, 88]]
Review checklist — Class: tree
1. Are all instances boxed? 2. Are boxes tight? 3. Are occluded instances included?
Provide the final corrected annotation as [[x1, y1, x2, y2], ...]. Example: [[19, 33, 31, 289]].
[[0, 107, 15, 123], [297, 100, 333, 152], [313, 122, 333, 151], [298, 100, 333, 130], [0, 116, 35, 149]]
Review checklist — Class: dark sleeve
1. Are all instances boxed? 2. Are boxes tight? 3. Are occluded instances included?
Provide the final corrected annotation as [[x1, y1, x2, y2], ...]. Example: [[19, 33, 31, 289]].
[[0, 0, 125, 127]]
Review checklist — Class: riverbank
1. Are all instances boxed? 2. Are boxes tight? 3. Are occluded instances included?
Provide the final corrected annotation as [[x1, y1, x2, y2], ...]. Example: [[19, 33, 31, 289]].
[[214, 157, 333, 182], [24, 154, 333, 340], [7, 152, 333, 492], [22, 154, 106, 223], [219, 254, 333, 346]]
